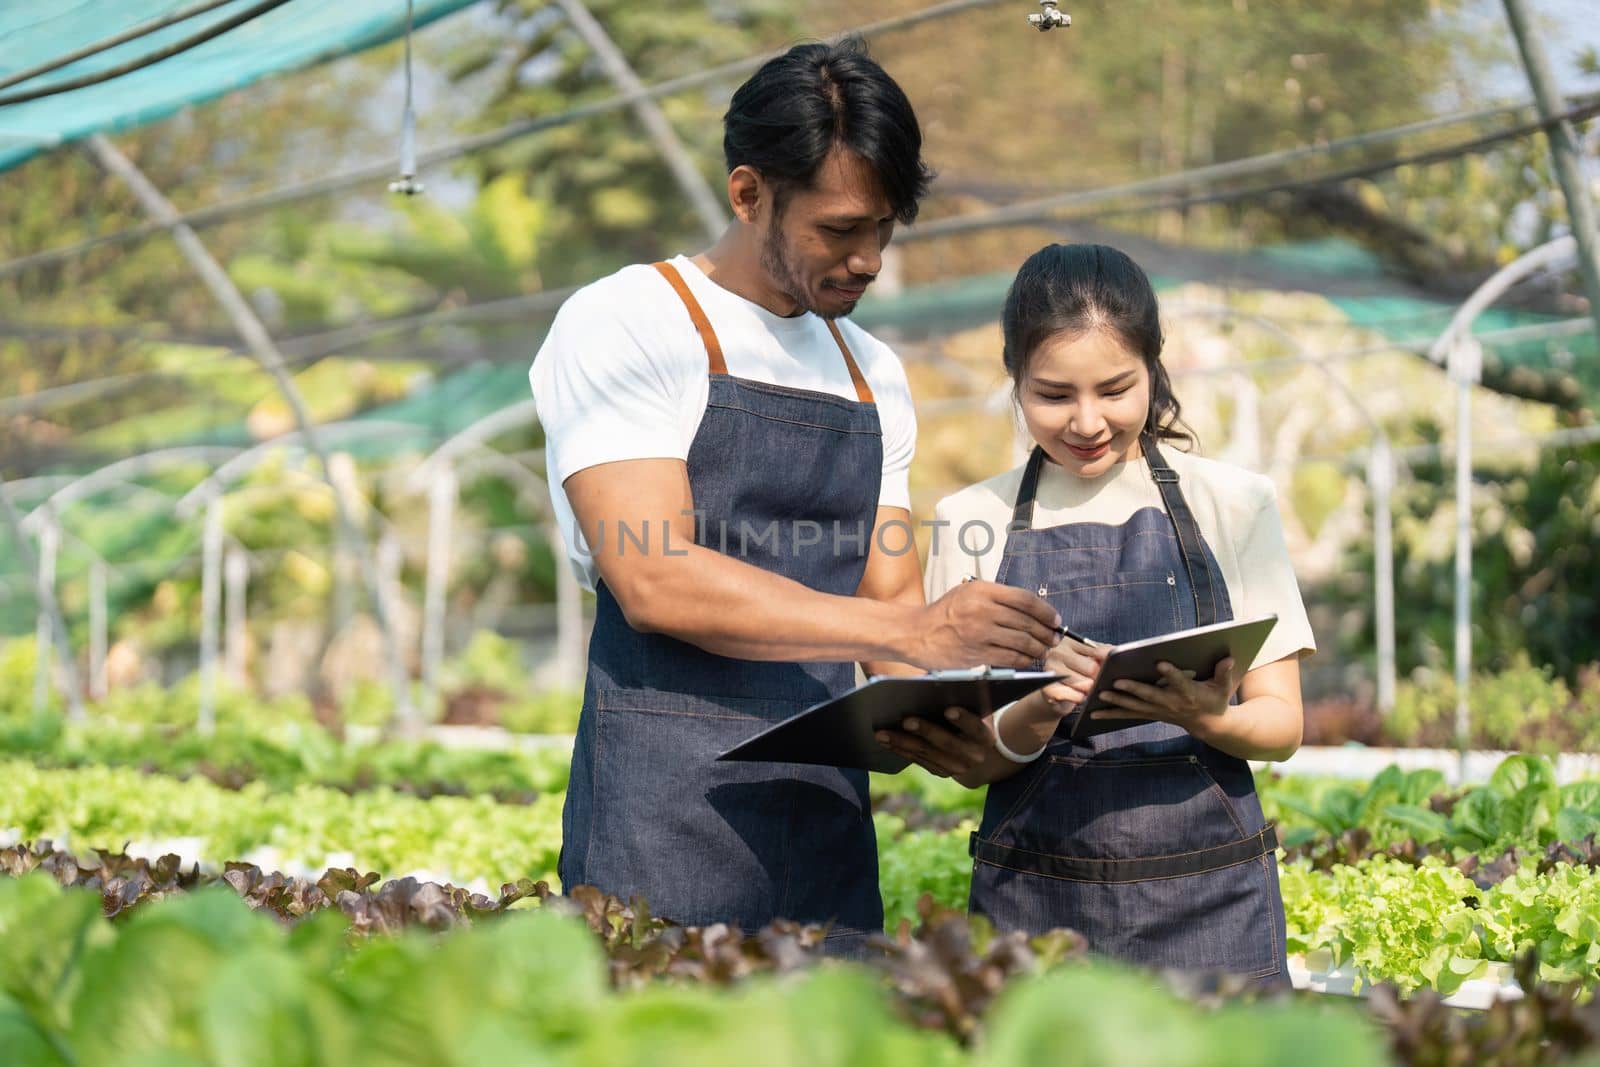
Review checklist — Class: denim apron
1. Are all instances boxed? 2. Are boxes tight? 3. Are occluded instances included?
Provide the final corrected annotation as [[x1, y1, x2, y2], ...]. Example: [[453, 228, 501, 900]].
[[968, 436, 1289, 985], [559, 261, 885, 953]]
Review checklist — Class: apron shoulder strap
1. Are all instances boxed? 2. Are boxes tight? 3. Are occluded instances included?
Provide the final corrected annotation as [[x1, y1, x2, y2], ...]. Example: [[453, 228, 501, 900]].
[[1140, 433, 1221, 627], [653, 260, 874, 403], [1011, 445, 1048, 529], [653, 261, 728, 375], [824, 320, 875, 404]]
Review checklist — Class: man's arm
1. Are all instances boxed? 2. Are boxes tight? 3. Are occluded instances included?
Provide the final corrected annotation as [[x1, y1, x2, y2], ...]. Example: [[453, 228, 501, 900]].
[[855, 505, 927, 678], [565, 459, 1060, 669]]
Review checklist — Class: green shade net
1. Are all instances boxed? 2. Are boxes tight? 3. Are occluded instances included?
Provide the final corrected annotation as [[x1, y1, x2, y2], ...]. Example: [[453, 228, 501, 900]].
[[0, 0, 479, 173], [851, 241, 1599, 399]]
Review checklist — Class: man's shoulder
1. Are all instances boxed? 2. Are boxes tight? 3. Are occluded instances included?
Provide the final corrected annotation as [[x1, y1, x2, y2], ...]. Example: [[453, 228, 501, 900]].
[[833, 317, 910, 391], [557, 261, 678, 322], [534, 261, 701, 389]]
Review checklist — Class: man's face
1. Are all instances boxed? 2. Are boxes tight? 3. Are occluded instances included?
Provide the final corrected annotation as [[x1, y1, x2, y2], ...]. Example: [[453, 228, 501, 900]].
[[758, 148, 896, 319]]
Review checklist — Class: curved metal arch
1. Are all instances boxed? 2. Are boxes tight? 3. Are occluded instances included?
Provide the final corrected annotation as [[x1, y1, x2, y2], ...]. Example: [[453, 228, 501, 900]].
[[1428, 236, 1579, 364], [1424, 235, 1582, 775], [4, 473, 78, 507], [175, 420, 419, 516], [219, 468, 400, 537], [159, 420, 418, 731], [1163, 301, 1386, 437], [1162, 300, 1397, 712], [408, 438, 586, 701], [407, 399, 539, 491], [28, 480, 183, 556], [452, 445, 550, 515], [22, 446, 242, 530]]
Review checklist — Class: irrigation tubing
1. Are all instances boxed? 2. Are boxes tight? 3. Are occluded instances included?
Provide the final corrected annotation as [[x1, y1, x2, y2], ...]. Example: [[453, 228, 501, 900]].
[[0, 0, 299, 107]]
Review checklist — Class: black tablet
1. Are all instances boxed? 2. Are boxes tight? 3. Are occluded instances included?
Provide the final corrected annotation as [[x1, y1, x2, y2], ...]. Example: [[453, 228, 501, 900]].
[[1066, 614, 1278, 740], [716, 669, 1063, 773]]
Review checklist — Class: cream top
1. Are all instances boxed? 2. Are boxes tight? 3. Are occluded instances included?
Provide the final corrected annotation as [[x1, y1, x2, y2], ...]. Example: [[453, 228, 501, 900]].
[[925, 449, 1315, 670]]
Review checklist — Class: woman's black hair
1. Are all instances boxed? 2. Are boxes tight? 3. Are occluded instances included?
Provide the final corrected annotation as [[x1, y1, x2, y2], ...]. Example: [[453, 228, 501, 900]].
[[723, 37, 933, 225], [1001, 243, 1193, 447]]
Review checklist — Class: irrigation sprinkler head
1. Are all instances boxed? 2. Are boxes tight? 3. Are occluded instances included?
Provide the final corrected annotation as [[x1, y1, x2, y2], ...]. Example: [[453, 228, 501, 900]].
[[389, 0, 425, 197], [1027, 0, 1071, 31]]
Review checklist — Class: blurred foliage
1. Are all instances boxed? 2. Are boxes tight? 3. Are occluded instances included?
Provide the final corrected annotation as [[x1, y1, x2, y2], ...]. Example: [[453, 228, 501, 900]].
[[0, 48, 397, 471], [0, 631, 580, 738], [2, 0, 1597, 682], [1324, 436, 1600, 683], [454, 0, 796, 284], [1387, 654, 1600, 754]]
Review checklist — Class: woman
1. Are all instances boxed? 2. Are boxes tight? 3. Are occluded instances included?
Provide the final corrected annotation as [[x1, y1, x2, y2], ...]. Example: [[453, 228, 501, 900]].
[[923, 243, 1314, 985]]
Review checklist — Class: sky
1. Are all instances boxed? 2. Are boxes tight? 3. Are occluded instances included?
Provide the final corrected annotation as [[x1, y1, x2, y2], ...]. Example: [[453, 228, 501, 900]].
[[1463, 0, 1600, 100]]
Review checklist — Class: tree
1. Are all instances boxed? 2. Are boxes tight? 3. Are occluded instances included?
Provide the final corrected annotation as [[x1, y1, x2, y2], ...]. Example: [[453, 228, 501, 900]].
[[1327, 431, 1600, 684], [0, 41, 409, 476], [449, 0, 795, 286]]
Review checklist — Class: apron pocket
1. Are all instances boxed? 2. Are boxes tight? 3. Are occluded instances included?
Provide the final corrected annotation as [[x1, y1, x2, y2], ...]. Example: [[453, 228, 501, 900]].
[[989, 754, 1252, 859], [973, 848, 1282, 978], [1100, 852, 1283, 979], [585, 695, 877, 931]]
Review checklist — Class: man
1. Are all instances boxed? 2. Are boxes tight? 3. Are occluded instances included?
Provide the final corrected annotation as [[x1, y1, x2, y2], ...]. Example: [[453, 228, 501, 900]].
[[531, 38, 1058, 954]]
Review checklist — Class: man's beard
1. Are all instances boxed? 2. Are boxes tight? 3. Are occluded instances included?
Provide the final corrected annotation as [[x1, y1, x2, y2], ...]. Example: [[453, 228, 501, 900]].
[[760, 213, 836, 319]]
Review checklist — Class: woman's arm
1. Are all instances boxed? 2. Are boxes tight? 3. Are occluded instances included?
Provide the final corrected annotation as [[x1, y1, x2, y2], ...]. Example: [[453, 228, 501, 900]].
[[949, 638, 1104, 787]]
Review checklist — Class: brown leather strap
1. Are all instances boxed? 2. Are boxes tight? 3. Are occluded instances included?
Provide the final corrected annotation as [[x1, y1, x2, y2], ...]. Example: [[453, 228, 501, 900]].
[[654, 261, 874, 403], [653, 261, 727, 375], [826, 320, 875, 404]]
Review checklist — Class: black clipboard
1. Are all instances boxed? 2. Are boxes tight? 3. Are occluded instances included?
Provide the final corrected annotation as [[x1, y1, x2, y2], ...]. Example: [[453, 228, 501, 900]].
[[1064, 613, 1278, 740], [716, 669, 1063, 774]]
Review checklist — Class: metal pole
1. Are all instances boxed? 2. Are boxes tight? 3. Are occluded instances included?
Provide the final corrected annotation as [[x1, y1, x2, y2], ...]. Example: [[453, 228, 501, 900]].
[[330, 546, 355, 637], [198, 495, 224, 735], [421, 467, 456, 711], [89, 560, 107, 701], [1169, 305, 1399, 713], [84, 134, 414, 728], [225, 547, 248, 686], [377, 533, 404, 640], [0, 485, 83, 721], [33, 521, 58, 714], [551, 0, 727, 242], [1368, 436, 1397, 714], [1449, 339, 1482, 779], [1501, 0, 1600, 343], [376, 532, 408, 716]]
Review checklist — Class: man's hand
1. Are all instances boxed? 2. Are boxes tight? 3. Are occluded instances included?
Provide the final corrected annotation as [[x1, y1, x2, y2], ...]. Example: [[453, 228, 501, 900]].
[[912, 581, 1060, 669], [876, 706, 993, 778]]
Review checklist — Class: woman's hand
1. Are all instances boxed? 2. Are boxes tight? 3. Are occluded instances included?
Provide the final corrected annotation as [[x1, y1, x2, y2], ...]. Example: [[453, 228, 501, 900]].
[[1094, 657, 1246, 730], [1041, 636, 1106, 711]]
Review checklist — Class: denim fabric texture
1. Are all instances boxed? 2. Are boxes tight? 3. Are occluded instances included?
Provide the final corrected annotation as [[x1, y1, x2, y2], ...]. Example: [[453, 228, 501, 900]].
[[970, 442, 1291, 987], [560, 266, 885, 957]]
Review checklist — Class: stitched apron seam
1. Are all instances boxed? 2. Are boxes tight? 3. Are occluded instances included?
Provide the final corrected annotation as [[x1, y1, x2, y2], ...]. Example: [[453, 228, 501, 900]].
[[971, 852, 1266, 885], [703, 404, 884, 434], [979, 825, 1277, 866]]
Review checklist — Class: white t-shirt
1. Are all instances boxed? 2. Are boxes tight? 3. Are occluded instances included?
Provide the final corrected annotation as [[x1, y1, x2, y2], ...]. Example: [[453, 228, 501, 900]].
[[531, 255, 917, 591], [925, 449, 1315, 670]]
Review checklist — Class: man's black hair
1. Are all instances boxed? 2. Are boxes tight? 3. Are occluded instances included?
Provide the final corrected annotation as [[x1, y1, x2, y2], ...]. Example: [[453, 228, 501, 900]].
[[723, 37, 933, 225]]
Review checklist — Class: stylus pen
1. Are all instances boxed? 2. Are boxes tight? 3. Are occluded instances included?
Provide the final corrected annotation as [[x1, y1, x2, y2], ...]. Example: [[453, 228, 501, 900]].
[[1053, 623, 1099, 647]]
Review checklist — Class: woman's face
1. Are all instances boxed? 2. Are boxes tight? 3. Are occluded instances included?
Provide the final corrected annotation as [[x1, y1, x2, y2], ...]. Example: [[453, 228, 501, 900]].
[[1017, 328, 1151, 478]]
